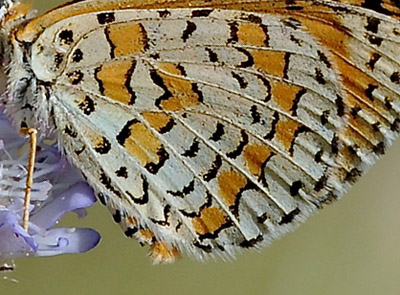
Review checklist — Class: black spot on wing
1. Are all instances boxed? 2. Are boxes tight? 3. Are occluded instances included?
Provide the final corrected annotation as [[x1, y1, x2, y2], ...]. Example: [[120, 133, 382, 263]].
[[115, 166, 128, 178], [227, 21, 239, 44], [191, 83, 204, 103], [317, 50, 331, 68], [150, 70, 173, 109], [116, 119, 139, 145], [67, 70, 84, 85], [205, 47, 218, 63], [320, 110, 330, 125], [104, 27, 116, 59], [182, 21, 197, 42], [283, 52, 291, 80], [94, 65, 105, 94], [278, 207, 300, 225], [226, 130, 249, 159], [167, 179, 195, 197], [390, 72, 400, 84], [365, 16, 380, 33], [250, 105, 261, 124], [99, 171, 121, 198], [78, 95, 96, 115], [314, 150, 323, 163], [314, 174, 328, 192], [97, 12, 115, 24], [59, 29, 73, 45], [331, 135, 339, 155], [366, 84, 378, 101], [231, 71, 248, 89], [112, 210, 122, 223], [209, 123, 225, 141], [315, 68, 326, 85], [288, 125, 310, 156], [97, 192, 108, 206], [373, 142, 385, 155], [151, 205, 171, 226], [203, 155, 222, 182], [125, 175, 149, 205], [367, 52, 381, 70], [145, 147, 169, 174], [193, 241, 212, 253], [191, 9, 213, 17], [245, 14, 262, 24], [94, 136, 111, 154], [239, 234, 264, 248], [368, 35, 383, 46], [158, 10, 171, 18], [345, 168, 362, 183], [264, 111, 279, 140], [236, 48, 254, 68], [64, 125, 77, 138], [54, 53, 64, 68], [72, 48, 83, 62], [125, 60, 137, 105], [290, 88, 306, 116], [335, 95, 345, 116], [124, 227, 138, 237], [159, 118, 176, 134], [289, 180, 303, 196], [256, 74, 272, 102], [182, 139, 200, 158]]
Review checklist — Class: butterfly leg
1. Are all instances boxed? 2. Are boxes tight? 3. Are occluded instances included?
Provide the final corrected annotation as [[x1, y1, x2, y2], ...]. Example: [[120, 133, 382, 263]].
[[19, 127, 37, 231]]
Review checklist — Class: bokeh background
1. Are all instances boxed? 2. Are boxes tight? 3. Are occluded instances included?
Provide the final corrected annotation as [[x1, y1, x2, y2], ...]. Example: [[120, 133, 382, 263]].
[[2, 1, 400, 294]]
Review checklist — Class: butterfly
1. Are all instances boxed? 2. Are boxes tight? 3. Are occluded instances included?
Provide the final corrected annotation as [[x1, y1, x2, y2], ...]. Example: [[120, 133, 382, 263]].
[[1, 0, 400, 263]]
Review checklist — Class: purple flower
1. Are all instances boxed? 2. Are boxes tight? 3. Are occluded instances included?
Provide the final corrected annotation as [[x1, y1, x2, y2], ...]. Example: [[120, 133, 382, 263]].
[[0, 109, 100, 265]]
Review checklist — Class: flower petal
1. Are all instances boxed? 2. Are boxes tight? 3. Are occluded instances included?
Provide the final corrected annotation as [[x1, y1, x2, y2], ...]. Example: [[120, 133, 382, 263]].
[[0, 210, 37, 259], [34, 227, 101, 256], [29, 182, 96, 230]]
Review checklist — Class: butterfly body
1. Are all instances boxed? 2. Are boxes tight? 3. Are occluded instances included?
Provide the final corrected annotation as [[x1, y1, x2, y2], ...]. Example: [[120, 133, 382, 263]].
[[1, 0, 400, 263]]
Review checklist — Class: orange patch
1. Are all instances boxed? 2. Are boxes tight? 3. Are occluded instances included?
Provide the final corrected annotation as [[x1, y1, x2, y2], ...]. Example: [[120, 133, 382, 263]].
[[237, 23, 267, 46], [271, 81, 302, 112], [150, 242, 180, 264], [156, 62, 201, 111], [142, 112, 173, 132], [123, 121, 162, 166], [192, 207, 228, 235], [126, 216, 138, 226], [218, 170, 248, 207], [139, 228, 155, 241], [95, 59, 135, 105], [299, 16, 348, 59], [349, 117, 380, 145], [340, 125, 374, 151], [275, 119, 301, 151], [299, 14, 391, 115], [107, 22, 148, 57], [252, 50, 286, 78], [244, 144, 272, 176], [335, 58, 392, 120]]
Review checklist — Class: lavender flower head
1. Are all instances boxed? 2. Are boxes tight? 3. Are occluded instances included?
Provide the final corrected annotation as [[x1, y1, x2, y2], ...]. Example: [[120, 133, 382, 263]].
[[0, 109, 100, 267]]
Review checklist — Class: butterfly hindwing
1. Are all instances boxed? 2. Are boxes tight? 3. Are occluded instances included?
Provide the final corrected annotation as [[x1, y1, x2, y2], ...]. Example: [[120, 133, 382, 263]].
[[4, 0, 400, 262]]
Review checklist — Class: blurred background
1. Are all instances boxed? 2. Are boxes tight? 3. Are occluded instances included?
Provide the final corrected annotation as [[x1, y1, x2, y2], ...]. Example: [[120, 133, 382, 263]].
[[2, 1, 400, 294]]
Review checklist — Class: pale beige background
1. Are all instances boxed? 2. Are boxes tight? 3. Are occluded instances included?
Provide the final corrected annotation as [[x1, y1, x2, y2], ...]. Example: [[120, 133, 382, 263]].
[[2, 1, 400, 294]]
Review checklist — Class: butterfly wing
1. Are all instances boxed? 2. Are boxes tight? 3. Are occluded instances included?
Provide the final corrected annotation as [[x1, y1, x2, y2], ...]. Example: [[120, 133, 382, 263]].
[[11, 0, 400, 262]]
